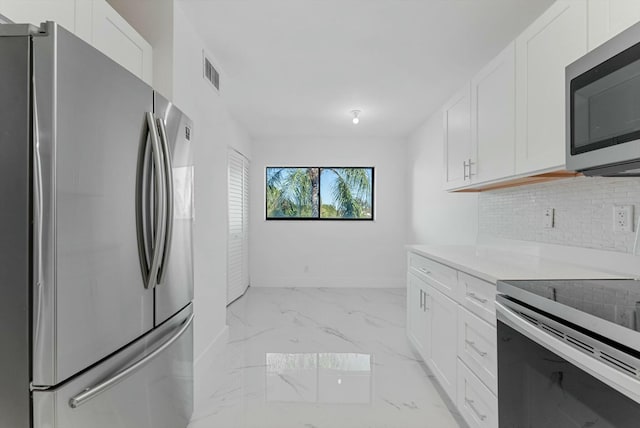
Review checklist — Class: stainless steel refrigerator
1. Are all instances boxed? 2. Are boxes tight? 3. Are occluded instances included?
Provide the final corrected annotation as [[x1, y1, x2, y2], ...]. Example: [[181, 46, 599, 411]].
[[0, 22, 194, 428]]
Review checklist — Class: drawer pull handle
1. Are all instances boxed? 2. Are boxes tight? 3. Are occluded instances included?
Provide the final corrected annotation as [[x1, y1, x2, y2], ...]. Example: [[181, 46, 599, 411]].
[[465, 340, 487, 357], [467, 292, 488, 304], [465, 398, 487, 421], [419, 267, 431, 275]]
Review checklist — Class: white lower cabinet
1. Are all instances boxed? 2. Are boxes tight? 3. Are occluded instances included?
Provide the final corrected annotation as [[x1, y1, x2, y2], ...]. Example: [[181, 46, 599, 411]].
[[459, 272, 496, 326], [457, 306, 497, 395], [427, 285, 458, 403], [457, 360, 498, 428], [407, 272, 431, 362], [406, 251, 498, 427]]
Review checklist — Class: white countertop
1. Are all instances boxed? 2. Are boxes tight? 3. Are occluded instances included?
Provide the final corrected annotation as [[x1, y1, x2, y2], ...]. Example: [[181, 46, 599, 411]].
[[407, 244, 629, 284]]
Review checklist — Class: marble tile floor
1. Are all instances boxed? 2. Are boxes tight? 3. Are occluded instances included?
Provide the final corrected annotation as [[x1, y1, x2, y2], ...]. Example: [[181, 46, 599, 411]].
[[188, 287, 467, 428]]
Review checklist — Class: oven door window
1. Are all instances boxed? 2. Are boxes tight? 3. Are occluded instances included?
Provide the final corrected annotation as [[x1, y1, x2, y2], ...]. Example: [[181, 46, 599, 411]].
[[571, 40, 640, 155], [497, 321, 640, 427]]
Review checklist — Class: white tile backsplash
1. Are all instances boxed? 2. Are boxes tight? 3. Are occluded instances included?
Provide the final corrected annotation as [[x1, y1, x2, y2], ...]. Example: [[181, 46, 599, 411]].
[[479, 176, 640, 253]]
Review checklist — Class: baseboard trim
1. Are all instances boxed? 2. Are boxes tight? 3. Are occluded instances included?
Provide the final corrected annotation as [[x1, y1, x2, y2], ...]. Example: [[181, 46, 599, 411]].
[[195, 324, 229, 367], [194, 325, 229, 414], [250, 278, 404, 288]]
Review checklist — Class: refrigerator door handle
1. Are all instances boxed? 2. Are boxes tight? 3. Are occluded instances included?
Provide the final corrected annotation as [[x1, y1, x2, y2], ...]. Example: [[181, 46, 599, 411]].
[[68, 313, 194, 409], [33, 76, 44, 290], [137, 112, 166, 289], [156, 117, 173, 285]]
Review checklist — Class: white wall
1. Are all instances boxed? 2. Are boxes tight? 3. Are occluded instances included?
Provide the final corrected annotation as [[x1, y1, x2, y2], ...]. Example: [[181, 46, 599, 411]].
[[172, 1, 251, 367], [250, 137, 406, 288], [406, 109, 478, 245]]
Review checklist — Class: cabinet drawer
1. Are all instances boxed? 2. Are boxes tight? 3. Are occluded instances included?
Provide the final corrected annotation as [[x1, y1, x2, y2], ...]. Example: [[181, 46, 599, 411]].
[[408, 253, 458, 299], [457, 307, 497, 394], [457, 359, 498, 428], [458, 272, 496, 325]]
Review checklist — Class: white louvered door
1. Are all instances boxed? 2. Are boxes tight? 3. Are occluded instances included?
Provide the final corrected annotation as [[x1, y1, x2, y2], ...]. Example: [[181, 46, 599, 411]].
[[227, 149, 250, 304]]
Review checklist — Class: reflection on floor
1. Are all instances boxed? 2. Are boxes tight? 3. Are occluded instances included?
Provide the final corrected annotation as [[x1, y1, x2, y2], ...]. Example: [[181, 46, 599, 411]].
[[188, 287, 465, 428]]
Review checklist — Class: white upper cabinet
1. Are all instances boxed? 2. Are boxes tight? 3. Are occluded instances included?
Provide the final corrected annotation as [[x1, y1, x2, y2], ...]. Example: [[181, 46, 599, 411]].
[[0, 0, 76, 30], [515, 0, 587, 174], [588, 0, 640, 51], [0, 0, 152, 85], [89, 1, 152, 85], [471, 42, 516, 184], [443, 84, 473, 190]]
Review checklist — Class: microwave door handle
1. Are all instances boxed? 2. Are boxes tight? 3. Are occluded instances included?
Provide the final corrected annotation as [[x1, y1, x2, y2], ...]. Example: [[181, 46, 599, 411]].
[[496, 301, 640, 404], [156, 117, 173, 285]]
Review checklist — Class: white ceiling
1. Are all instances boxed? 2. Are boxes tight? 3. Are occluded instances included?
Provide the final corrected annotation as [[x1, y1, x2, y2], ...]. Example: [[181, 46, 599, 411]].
[[179, 0, 555, 139]]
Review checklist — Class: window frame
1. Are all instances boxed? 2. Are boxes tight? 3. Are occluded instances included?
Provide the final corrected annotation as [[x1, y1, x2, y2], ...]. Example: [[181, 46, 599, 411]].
[[264, 166, 375, 221]]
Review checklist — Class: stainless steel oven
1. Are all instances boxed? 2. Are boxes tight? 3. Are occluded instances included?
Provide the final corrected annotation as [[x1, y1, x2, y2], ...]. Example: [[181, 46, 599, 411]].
[[567, 19, 640, 176], [496, 279, 640, 428]]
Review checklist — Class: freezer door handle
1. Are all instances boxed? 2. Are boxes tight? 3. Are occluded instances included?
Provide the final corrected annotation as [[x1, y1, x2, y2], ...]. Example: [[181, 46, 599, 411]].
[[68, 313, 194, 409], [136, 112, 167, 289], [156, 117, 173, 285]]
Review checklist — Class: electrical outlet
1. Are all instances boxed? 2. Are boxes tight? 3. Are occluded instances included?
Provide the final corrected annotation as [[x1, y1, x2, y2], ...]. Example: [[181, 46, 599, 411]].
[[543, 208, 554, 229], [613, 205, 634, 232]]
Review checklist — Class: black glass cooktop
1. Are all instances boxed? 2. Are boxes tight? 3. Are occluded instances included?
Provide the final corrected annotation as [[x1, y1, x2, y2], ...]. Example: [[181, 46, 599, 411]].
[[498, 279, 640, 331]]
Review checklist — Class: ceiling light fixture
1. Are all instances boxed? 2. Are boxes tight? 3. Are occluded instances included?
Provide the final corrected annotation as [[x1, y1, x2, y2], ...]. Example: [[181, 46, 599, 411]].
[[351, 110, 361, 125]]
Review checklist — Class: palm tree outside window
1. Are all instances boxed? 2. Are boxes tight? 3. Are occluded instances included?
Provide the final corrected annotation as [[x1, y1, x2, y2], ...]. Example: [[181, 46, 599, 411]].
[[266, 167, 374, 220]]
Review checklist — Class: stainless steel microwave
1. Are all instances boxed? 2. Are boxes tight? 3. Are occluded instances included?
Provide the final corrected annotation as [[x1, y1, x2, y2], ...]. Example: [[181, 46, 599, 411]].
[[567, 20, 640, 176]]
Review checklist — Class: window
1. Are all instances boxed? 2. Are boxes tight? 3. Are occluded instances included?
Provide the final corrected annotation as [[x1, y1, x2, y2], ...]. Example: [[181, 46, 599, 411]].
[[266, 167, 374, 220]]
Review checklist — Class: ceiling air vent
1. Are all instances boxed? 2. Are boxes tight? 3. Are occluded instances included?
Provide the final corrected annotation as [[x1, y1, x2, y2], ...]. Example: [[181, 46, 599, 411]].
[[203, 55, 220, 91]]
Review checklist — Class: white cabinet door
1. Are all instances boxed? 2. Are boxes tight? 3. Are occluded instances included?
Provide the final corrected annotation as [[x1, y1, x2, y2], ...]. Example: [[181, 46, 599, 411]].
[[472, 42, 516, 184], [427, 284, 458, 403], [588, 0, 640, 50], [457, 306, 497, 395], [443, 84, 472, 189], [457, 360, 498, 428], [0, 0, 76, 29], [0, 0, 152, 85], [90, 0, 153, 85], [515, 0, 587, 174], [407, 272, 431, 362]]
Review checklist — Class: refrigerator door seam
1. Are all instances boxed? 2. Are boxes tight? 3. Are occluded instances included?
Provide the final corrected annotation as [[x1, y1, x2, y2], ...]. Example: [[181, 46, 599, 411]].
[[156, 117, 173, 285]]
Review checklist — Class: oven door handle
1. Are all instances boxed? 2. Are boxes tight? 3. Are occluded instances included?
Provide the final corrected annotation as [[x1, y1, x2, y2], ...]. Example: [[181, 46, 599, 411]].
[[496, 301, 640, 404]]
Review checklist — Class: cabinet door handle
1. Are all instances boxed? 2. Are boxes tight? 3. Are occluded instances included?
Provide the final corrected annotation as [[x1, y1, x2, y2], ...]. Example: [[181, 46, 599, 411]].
[[465, 340, 488, 357], [418, 267, 431, 275], [467, 158, 474, 178], [463, 160, 469, 180], [466, 292, 488, 304], [419, 289, 424, 310], [465, 398, 487, 421]]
